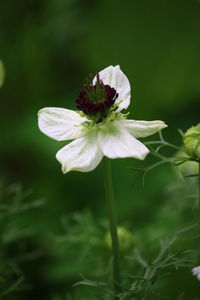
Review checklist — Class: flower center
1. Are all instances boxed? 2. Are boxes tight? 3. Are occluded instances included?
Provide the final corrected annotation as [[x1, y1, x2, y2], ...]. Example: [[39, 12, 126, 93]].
[[75, 74, 118, 123]]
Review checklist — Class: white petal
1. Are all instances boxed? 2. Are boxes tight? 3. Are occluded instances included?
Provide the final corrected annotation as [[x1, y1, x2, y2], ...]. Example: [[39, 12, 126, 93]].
[[193, 266, 200, 280], [192, 266, 200, 278], [38, 107, 87, 141], [93, 65, 131, 112], [98, 121, 149, 160], [56, 130, 103, 173], [120, 119, 168, 138]]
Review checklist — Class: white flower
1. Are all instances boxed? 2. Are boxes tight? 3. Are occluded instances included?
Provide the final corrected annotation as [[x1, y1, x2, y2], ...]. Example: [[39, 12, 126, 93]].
[[192, 266, 200, 280], [38, 65, 167, 174]]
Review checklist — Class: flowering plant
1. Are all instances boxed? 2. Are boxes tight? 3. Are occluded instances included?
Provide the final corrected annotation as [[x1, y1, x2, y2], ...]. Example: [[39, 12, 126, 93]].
[[38, 65, 167, 173], [38, 65, 168, 294]]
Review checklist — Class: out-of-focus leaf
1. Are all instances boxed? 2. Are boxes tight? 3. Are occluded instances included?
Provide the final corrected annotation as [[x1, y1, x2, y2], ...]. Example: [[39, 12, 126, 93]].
[[0, 60, 5, 87], [0, 276, 24, 297], [73, 279, 107, 288]]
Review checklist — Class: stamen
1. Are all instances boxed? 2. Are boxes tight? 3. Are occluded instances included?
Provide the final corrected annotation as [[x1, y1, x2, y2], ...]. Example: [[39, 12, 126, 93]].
[[75, 73, 118, 122]]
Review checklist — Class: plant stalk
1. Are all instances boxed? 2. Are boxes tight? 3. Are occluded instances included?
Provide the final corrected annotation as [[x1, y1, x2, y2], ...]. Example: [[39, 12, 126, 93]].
[[103, 157, 121, 296]]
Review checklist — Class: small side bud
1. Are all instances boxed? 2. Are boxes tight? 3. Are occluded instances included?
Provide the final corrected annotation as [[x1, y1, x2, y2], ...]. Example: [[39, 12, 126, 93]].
[[0, 60, 5, 88], [105, 226, 134, 252], [183, 124, 200, 161]]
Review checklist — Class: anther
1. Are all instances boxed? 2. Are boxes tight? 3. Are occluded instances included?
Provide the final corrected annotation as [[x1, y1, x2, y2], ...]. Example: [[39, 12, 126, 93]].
[[75, 73, 118, 122]]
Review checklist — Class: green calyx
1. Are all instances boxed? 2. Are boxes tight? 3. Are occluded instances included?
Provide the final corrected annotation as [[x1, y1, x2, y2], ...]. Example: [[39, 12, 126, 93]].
[[183, 123, 200, 161]]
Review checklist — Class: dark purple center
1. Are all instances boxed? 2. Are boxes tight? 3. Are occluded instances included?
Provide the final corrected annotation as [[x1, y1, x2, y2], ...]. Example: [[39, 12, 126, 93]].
[[75, 74, 118, 122]]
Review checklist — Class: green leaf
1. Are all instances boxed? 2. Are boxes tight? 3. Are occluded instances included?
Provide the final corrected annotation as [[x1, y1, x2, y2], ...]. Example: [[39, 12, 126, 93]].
[[73, 279, 107, 288], [184, 174, 199, 178], [0, 276, 24, 296]]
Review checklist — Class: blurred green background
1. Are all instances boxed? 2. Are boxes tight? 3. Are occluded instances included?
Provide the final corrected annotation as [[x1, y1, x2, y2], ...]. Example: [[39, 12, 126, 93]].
[[0, 0, 200, 299]]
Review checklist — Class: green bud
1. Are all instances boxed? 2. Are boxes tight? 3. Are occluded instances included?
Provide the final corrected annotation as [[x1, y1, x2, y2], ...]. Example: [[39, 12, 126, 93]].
[[0, 60, 5, 87], [175, 151, 199, 176], [105, 226, 134, 252], [183, 124, 200, 161]]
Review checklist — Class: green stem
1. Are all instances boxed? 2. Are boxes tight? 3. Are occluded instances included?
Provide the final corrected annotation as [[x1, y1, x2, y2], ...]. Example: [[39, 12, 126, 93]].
[[103, 157, 121, 295]]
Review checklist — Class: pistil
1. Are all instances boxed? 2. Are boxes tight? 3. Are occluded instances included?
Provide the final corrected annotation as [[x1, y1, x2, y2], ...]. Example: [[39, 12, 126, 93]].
[[75, 74, 118, 123]]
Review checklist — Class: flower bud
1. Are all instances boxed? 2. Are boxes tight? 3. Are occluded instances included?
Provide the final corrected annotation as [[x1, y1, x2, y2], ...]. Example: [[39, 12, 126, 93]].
[[183, 124, 200, 161], [175, 151, 199, 176], [0, 60, 5, 88], [105, 226, 134, 252]]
